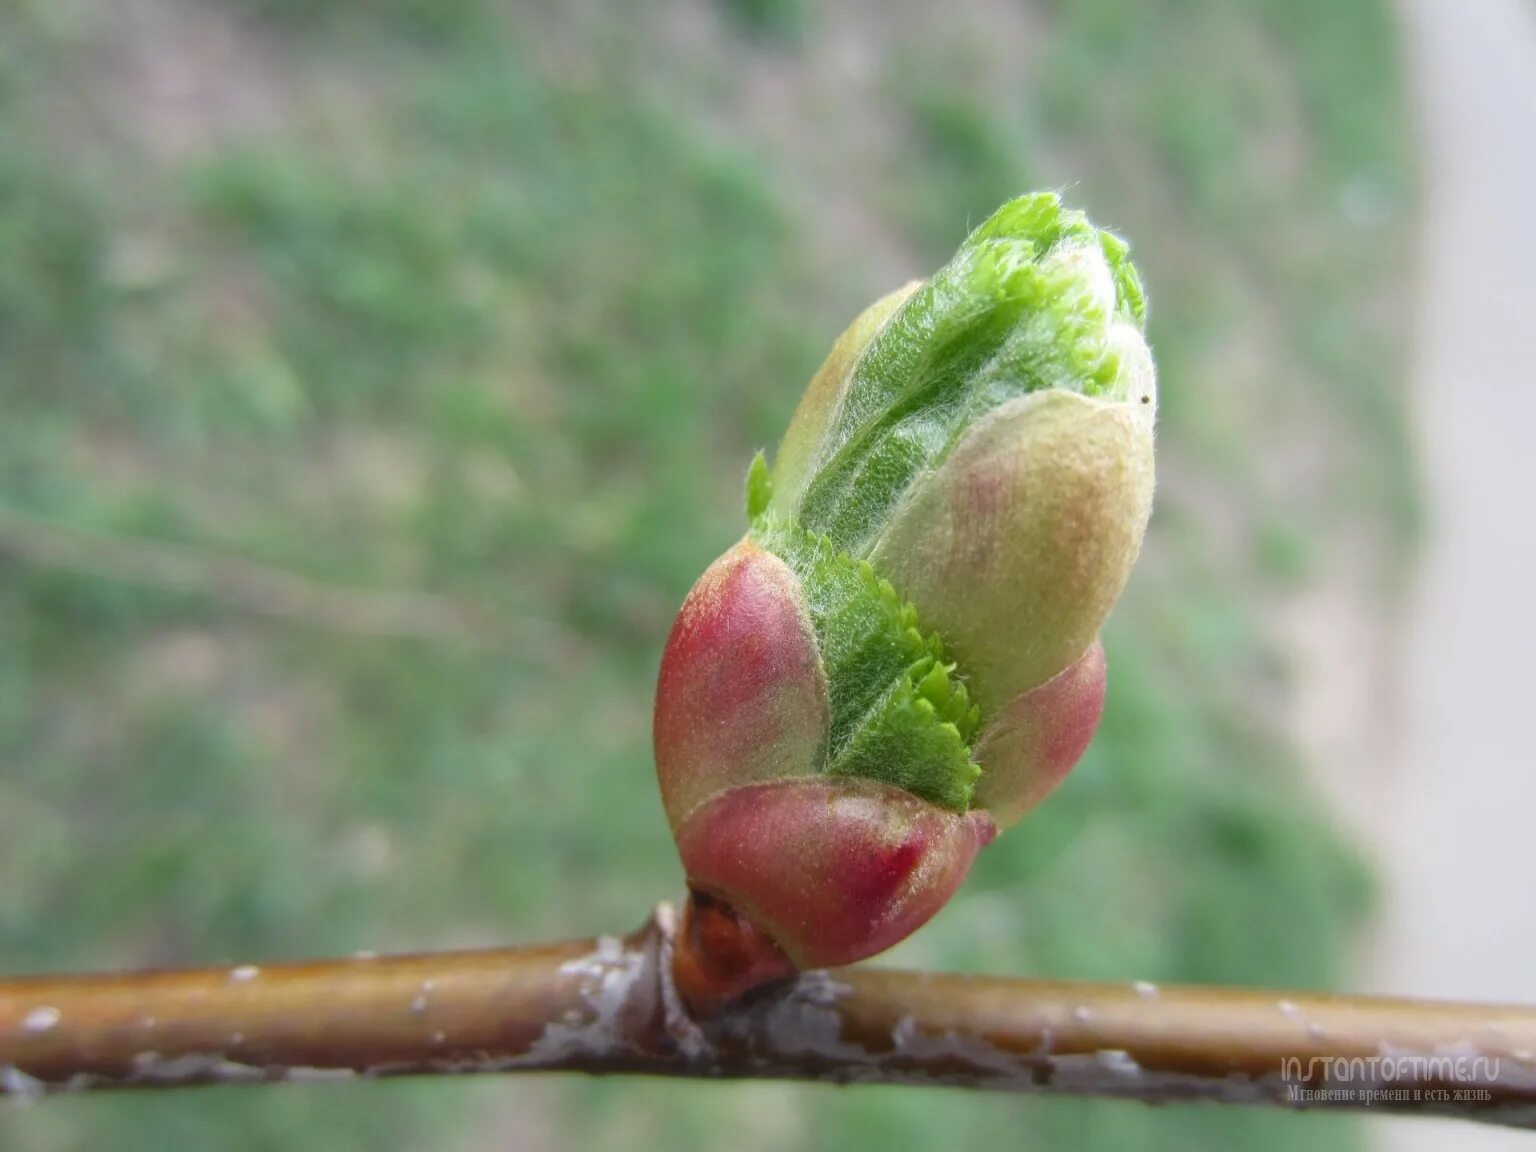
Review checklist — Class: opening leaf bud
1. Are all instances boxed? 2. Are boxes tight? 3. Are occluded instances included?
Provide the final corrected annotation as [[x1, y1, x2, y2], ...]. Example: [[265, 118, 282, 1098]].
[[655, 193, 1156, 992]]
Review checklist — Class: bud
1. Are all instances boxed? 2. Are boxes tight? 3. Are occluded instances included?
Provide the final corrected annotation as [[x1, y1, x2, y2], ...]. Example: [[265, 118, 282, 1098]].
[[655, 194, 1156, 998]]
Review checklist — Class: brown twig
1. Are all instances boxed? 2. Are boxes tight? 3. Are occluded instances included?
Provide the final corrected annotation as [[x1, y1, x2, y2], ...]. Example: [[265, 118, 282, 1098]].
[[2, 905, 1534, 1126]]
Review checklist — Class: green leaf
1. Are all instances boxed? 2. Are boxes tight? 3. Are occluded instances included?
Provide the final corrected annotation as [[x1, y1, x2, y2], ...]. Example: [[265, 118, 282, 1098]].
[[745, 450, 772, 521], [753, 513, 980, 810], [782, 192, 1144, 558]]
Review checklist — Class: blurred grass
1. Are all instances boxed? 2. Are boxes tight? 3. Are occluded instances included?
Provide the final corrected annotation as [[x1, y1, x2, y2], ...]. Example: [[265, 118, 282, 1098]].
[[0, 1, 1410, 1149]]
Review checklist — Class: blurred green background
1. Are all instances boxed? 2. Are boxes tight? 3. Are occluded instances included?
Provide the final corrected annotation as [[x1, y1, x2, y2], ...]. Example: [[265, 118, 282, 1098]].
[[0, 0, 1413, 1148]]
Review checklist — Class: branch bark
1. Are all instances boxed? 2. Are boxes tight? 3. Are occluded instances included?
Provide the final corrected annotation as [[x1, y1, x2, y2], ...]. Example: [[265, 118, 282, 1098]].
[[2, 905, 1533, 1128]]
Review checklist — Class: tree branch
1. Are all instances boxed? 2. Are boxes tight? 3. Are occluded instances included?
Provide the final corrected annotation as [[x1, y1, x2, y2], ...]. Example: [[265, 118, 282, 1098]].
[[2, 905, 1533, 1127]]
